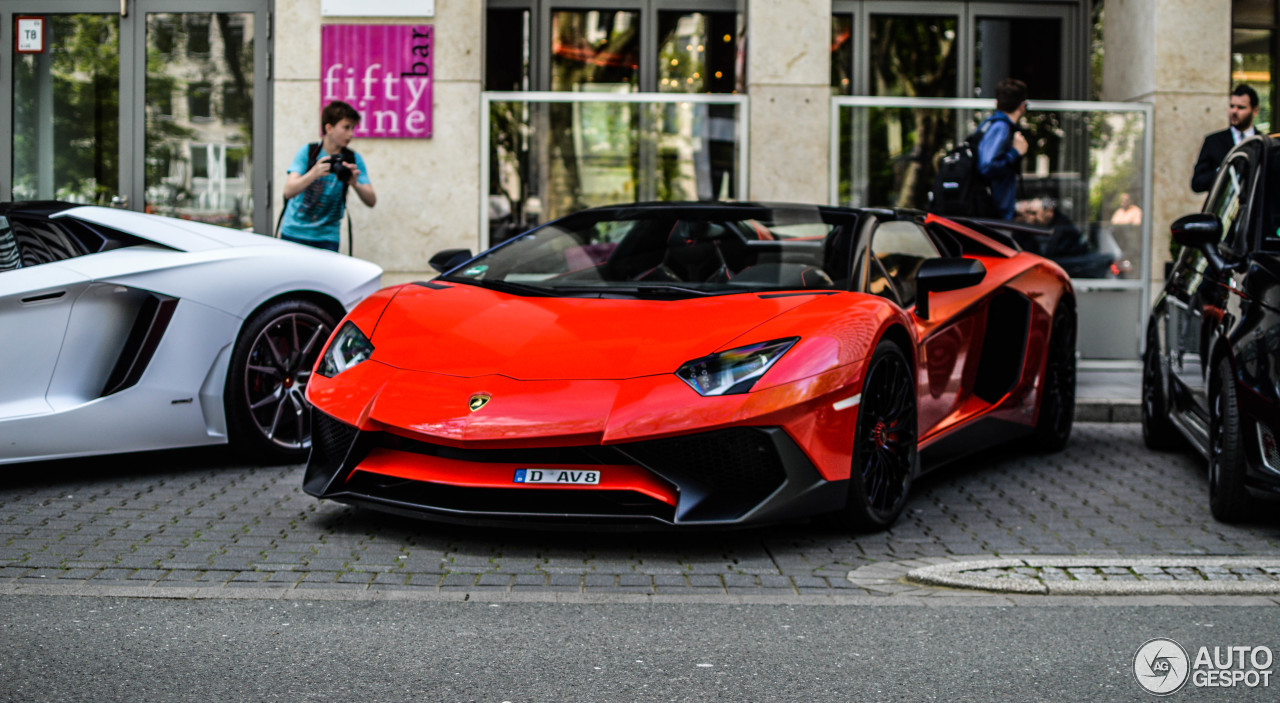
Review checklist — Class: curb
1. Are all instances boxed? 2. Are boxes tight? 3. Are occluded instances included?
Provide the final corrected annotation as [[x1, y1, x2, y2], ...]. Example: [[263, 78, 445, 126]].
[[3, 580, 1280, 607], [847, 556, 1280, 597], [1075, 399, 1140, 423]]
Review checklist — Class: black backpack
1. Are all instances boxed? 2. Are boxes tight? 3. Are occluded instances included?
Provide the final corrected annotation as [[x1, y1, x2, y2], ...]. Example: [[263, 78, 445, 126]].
[[274, 142, 356, 254], [927, 118, 1000, 218]]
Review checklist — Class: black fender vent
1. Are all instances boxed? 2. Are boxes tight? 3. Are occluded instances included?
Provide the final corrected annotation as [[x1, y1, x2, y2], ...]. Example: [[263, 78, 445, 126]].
[[100, 293, 177, 397], [974, 289, 1032, 404]]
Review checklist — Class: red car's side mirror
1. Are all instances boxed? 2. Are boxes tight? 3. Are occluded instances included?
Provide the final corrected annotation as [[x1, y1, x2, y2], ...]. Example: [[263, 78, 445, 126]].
[[914, 258, 987, 319]]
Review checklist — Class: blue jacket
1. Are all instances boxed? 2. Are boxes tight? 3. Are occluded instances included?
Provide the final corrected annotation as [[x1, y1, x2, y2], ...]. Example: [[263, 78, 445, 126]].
[[976, 113, 1023, 220]]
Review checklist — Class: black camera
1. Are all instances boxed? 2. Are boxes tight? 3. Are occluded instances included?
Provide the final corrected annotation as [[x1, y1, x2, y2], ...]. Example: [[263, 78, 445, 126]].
[[326, 154, 353, 184]]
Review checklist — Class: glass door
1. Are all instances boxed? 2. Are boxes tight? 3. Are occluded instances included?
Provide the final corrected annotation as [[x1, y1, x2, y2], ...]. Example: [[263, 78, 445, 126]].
[[2, 4, 123, 206], [138, 2, 266, 231], [0, 0, 271, 233]]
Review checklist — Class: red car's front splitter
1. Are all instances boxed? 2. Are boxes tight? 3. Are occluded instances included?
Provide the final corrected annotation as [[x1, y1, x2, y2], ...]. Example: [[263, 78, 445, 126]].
[[304, 409, 848, 528]]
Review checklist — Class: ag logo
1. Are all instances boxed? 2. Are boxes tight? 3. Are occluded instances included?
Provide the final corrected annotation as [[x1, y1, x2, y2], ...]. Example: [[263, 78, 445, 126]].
[[468, 393, 491, 412], [1135, 638, 1190, 696]]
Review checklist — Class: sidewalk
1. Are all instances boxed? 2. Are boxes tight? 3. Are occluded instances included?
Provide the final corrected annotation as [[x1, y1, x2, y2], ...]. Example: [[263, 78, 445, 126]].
[[1076, 365, 1141, 422]]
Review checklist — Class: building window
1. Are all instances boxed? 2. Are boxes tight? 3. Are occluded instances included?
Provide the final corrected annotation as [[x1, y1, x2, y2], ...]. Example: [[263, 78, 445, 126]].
[[190, 144, 209, 179], [657, 11, 738, 94], [226, 146, 246, 179], [551, 10, 639, 92], [831, 14, 853, 95], [188, 82, 213, 120], [1234, 0, 1276, 132], [486, 8, 531, 91], [975, 17, 1063, 100], [870, 14, 958, 97], [185, 15, 211, 58], [485, 1, 740, 93], [151, 16, 179, 56]]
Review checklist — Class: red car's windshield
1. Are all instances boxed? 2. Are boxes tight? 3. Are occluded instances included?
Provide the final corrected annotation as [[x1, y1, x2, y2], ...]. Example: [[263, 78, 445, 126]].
[[443, 207, 856, 297]]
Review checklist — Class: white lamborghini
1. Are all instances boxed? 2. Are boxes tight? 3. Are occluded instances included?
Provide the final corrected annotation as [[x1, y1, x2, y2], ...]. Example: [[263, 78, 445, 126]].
[[0, 202, 382, 464]]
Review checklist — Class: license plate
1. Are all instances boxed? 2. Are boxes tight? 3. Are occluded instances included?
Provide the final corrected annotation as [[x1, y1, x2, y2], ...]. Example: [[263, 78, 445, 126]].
[[513, 468, 600, 485]]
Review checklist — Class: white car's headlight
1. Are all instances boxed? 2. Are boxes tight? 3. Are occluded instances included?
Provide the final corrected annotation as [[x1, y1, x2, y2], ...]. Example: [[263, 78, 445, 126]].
[[675, 338, 799, 396], [318, 322, 375, 378]]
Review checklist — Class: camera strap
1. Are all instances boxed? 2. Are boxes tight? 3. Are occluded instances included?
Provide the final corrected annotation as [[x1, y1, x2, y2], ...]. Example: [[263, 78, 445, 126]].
[[274, 142, 356, 256]]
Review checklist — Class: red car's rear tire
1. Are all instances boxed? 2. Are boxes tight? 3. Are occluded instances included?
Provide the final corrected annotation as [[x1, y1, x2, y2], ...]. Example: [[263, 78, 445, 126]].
[[1031, 300, 1076, 452]]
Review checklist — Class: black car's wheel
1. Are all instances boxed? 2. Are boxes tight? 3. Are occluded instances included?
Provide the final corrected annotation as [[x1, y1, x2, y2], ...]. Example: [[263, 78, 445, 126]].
[[1030, 299, 1076, 452], [1208, 355, 1256, 522], [226, 299, 336, 463], [833, 339, 917, 532], [1142, 321, 1182, 450]]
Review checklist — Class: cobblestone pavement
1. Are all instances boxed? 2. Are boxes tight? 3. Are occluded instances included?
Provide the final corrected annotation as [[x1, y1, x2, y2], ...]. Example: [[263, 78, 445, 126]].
[[1, 423, 1277, 597]]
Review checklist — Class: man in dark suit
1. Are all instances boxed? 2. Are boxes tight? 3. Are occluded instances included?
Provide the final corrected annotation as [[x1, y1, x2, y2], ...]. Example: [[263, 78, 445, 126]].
[[1192, 85, 1260, 193]]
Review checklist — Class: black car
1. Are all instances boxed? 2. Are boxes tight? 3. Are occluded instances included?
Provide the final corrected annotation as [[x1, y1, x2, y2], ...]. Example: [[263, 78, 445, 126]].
[[1143, 134, 1280, 521]]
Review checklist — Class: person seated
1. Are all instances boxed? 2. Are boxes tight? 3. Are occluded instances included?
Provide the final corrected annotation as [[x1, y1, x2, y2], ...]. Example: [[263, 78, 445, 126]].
[[1015, 199, 1038, 224], [1028, 197, 1087, 258], [1110, 193, 1142, 226]]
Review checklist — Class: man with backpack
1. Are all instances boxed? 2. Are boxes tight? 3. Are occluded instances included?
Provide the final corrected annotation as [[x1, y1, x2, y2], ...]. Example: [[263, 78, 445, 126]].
[[279, 101, 377, 252], [976, 79, 1030, 220], [928, 78, 1028, 220]]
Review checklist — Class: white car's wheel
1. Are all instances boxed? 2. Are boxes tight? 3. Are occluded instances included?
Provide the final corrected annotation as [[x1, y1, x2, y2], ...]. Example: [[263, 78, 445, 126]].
[[226, 299, 336, 462]]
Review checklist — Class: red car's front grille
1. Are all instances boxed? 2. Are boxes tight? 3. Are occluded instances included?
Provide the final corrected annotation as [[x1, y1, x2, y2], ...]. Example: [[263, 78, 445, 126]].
[[305, 408, 797, 524]]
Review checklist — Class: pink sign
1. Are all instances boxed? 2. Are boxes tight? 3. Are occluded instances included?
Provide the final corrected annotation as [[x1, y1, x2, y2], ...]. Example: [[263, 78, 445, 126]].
[[321, 24, 433, 138]]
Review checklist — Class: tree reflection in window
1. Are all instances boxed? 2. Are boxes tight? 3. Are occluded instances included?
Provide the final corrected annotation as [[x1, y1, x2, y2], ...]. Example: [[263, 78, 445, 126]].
[[867, 15, 958, 209], [551, 11, 639, 92], [11, 14, 119, 204]]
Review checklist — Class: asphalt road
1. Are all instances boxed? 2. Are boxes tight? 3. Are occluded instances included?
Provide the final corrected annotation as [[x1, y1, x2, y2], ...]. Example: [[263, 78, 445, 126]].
[[3, 595, 1279, 702]]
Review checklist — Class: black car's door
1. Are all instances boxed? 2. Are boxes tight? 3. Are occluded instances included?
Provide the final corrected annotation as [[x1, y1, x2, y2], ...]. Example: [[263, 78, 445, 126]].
[[1169, 146, 1259, 416]]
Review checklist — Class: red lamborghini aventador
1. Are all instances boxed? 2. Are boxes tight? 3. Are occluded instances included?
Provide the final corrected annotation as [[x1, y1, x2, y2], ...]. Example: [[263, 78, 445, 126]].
[[303, 203, 1076, 531]]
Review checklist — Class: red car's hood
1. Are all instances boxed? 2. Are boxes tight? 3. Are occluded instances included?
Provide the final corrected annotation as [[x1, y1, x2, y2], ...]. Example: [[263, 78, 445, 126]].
[[368, 282, 818, 380]]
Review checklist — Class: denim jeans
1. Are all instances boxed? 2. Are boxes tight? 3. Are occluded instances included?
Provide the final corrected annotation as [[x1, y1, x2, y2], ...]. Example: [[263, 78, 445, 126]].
[[282, 235, 340, 253]]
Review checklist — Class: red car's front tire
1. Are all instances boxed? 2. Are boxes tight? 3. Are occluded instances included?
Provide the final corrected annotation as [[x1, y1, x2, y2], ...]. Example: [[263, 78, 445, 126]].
[[832, 339, 917, 532]]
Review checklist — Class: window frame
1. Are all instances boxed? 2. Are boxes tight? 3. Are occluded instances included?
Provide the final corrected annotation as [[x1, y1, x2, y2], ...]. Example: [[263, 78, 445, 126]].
[[486, 0, 740, 93], [868, 218, 942, 308], [1233, 0, 1279, 132], [830, 0, 1084, 100], [1205, 151, 1255, 258]]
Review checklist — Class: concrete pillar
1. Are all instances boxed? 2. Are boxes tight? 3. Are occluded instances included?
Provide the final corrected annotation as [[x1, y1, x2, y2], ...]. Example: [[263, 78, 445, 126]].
[[1102, 0, 1231, 289], [746, 0, 830, 203], [272, 0, 482, 284]]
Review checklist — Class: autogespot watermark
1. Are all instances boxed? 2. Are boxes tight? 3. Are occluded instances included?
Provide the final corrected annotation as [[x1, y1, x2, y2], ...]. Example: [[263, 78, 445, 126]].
[[1134, 637, 1274, 696]]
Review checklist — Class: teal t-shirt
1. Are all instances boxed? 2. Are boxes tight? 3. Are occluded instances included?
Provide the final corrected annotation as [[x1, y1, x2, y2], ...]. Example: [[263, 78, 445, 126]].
[[280, 143, 371, 245]]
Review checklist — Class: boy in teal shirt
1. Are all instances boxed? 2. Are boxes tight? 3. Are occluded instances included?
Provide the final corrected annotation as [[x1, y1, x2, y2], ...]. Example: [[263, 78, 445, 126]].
[[280, 101, 377, 251]]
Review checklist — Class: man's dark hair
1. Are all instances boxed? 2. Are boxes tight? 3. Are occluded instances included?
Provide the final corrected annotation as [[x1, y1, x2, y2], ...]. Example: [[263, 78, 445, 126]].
[[995, 79, 1028, 114], [321, 100, 361, 131], [1232, 84, 1259, 109]]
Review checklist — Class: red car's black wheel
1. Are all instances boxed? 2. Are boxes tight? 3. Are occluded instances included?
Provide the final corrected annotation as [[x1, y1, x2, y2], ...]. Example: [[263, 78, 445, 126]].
[[226, 299, 336, 463], [1031, 299, 1076, 452], [1142, 322, 1181, 450], [835, 339, 917, 532], [1208, 356, 1256, 522]]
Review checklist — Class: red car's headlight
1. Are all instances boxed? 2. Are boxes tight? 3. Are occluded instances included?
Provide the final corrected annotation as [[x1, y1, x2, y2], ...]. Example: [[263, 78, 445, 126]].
[[675, 338, 799, 396], [318, 322, 375, 378]]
